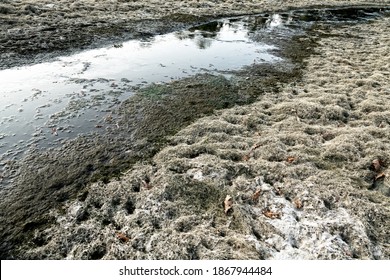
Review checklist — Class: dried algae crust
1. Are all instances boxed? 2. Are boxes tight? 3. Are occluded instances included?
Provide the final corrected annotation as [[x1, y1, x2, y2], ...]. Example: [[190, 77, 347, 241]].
[[21, 15, 390, 259]]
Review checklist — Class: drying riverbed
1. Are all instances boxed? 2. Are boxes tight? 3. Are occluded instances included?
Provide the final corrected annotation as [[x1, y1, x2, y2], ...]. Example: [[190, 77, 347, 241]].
[[1, 1, 390, 259]]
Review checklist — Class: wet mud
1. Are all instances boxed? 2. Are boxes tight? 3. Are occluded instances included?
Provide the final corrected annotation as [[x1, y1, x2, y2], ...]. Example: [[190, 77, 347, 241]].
[[1, 3, 390, 259]]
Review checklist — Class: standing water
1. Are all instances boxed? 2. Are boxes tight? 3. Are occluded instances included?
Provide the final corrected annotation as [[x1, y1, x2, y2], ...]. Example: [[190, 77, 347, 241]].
[[0, 17, 282, 167]]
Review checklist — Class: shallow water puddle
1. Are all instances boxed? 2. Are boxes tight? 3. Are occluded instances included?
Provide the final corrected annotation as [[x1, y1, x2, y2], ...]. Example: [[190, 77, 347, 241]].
[[0, 7, 387, 167], [0, 16, 283, 163]]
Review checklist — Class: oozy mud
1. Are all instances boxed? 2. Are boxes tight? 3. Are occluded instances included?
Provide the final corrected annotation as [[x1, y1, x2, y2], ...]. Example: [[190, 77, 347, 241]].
[[0, 7, 388, 259]]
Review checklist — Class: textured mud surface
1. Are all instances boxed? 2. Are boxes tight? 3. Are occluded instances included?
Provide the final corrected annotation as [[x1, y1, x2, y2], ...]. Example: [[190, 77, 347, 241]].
[[1, 1, 390, 259]]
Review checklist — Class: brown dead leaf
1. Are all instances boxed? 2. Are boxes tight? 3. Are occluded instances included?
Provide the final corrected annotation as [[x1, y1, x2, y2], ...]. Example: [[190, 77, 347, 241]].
[[293, 198, 303, 209], [223, 195, 233, 215], [116, 232, 130, 243], [252, 189, 261, 201], [262, 208, 281, 219], [375, 172, 386, 181], [371, 159, 383, 172], [286, 156, 296, 163]]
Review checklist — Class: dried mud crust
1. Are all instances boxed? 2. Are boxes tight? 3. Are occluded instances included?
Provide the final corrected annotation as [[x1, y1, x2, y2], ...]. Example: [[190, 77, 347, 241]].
[[1, 0, 389, 68], [6, 16, 389, 259]]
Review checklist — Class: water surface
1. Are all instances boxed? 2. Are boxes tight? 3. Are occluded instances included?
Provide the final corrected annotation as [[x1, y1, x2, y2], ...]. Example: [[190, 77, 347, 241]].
[[0, 17, 282, 165]]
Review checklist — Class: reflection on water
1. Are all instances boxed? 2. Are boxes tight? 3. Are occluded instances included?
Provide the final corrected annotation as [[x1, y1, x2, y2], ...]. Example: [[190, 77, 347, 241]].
[[267, 14, 285, 28], [0, 16, 282, 167]]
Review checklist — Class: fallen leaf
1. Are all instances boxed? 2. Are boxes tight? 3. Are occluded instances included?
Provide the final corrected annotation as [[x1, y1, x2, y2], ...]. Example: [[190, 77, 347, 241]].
[[116, 232, 129, 243], [293, 198, 303, 209], [252, 189, 261, 201], [371, 159, 382, 172], [286, 156, 296, 163], [262, 208, 281, 219], [375, 172, 386, 181], [223, 195, 233, 215]]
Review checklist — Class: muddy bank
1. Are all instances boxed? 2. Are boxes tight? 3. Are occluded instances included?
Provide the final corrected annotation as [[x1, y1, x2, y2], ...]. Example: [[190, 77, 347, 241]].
[[0, 2, 389, 260], [1, 0, 389, 68]]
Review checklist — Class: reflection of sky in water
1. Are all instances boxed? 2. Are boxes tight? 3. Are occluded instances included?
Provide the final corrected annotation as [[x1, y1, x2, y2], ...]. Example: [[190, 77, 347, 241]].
[[267, 14, 285, 27], [68, 20, 277, 80], [0, 17, 282, 163]]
